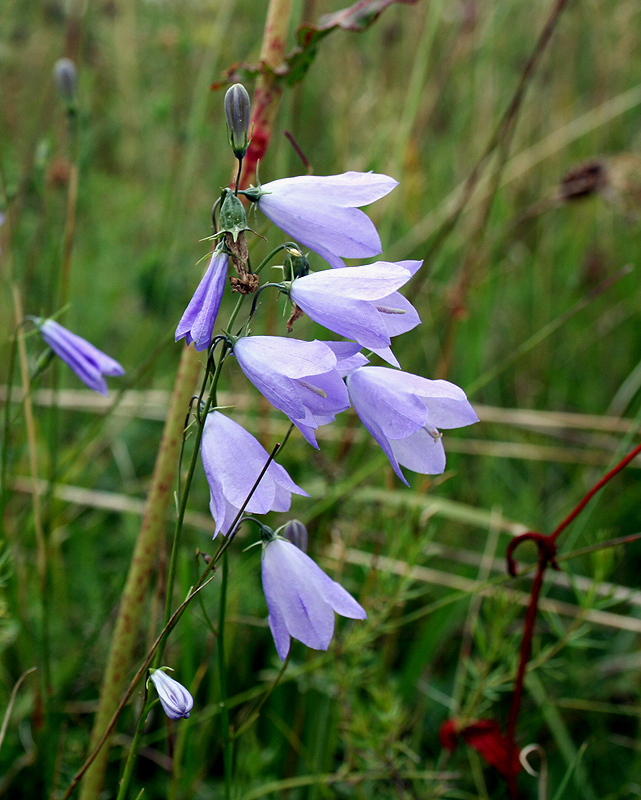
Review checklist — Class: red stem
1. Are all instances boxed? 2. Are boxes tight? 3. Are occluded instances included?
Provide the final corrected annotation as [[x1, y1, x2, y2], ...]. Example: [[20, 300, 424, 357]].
[[551, 439, 641, 541], [506, 552, 548, 799], [504, 439, 641, 798]]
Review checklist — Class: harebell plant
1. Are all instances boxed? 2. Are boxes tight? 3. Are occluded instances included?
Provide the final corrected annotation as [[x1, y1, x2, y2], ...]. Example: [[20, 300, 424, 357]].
[[52, 81, 478, 800]]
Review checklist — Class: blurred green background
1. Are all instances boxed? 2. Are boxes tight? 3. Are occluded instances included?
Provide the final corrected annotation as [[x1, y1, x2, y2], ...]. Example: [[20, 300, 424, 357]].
[[3, 0, 641, 798]]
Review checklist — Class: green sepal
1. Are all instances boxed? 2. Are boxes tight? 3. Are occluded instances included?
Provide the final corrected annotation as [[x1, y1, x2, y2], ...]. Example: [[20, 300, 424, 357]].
[[219, 189, 250, 242]]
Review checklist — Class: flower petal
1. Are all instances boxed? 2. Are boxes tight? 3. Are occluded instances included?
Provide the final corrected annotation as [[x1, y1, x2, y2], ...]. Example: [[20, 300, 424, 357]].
[[347, 367, 427, 439], [40, 319, 124, 396], [292, 262, 411, 301], [390, 429, 447, 475], [176, 251, 228, 351], [260, 172, 398, 206], [201, 412, 308, 535], [262, 540, 335, 651]]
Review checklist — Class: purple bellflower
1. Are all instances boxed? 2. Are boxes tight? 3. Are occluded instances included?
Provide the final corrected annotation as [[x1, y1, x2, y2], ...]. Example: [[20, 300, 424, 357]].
[[233, 336, 360, 447], [148, 669, 194, 720], [345, 366, 479, 485], [288, 260, 421, 364], [261, 535, 366, 661], [176, 248, 229, 351], [38, 318, 124, 396], [251, 172, 398, 269], [201, 411, 309, 536]]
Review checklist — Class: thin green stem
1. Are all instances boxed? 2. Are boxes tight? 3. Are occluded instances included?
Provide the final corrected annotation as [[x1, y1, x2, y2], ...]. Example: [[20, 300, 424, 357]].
[[0, 330, 18, 539], [64, 434, 290, 800], [159, 344, 228, 638], [251, 242, 301, 275], [218, 552, 233, 800], [114, 686, 152, 800], [61, 574, 217, 800]]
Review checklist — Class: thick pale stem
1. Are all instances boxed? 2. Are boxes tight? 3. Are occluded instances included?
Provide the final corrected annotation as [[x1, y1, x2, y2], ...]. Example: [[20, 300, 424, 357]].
[[78, 345, 201, 800], [240, 0, 294, 188]]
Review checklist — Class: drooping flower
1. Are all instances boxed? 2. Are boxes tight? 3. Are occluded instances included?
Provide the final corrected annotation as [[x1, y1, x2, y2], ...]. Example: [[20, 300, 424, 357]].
[[233, 336, 360, 447], [175, 249, 229, 351], [288, 260, 421, 364], [345, 366, 478, 485], [38, 318, 124, 396], [201, 411, 309, 536], [261, 535, 366, 661], [245, 172, 398, 269], [148, 669, 194, 720]]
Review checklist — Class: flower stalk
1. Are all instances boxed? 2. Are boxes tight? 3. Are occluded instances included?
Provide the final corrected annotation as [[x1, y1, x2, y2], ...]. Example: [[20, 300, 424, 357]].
[[78, 345, 202, 800]]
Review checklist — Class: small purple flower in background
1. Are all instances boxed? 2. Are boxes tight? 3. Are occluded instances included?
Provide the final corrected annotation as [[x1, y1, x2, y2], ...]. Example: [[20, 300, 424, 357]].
[[249, 172, 397, 269], [38, 318, 124, 396], [148, 669, 193, 720], [345, 366, 479, 485], [233, 336, 359, 446], [261, 535, 366, 660], [201, 411, 309, 536], [288, 260, 421, 363], [176, 249, 229, 352]]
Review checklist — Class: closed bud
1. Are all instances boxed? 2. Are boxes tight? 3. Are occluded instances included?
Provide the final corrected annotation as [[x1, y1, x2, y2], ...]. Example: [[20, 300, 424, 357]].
[[281, 519, 308, 552], [284, 247, 310, 281], [224, 83, 251, 159], [54, 58, 78, 109], [148, 668, 194, 720]]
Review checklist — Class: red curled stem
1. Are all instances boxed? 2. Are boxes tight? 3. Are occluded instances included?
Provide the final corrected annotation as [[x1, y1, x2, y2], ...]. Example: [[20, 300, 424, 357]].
[[504, 439, 641, 799]]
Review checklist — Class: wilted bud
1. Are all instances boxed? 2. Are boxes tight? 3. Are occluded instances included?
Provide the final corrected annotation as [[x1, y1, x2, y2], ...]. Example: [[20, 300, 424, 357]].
[[224, 83, 251, 159], [54, 58, 78, 109], [148, 668, 194, 720], [219, 188, 249, 242], [281, 519, 308, 553], [284, 247, 310, 281]]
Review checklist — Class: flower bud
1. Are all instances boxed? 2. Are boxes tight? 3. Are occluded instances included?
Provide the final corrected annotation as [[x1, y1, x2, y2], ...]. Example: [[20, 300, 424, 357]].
[[224, 83, 251, 159], [284, 247, 310, 281], [148, 669, 194, 720], [281, 519, 308, 552], [54, 58, 78, 109]]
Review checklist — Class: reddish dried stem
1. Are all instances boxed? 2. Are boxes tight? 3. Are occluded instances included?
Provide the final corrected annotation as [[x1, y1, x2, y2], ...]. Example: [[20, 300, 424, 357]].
[[550, 439, 641, 542], [504, 439, 641, 798]]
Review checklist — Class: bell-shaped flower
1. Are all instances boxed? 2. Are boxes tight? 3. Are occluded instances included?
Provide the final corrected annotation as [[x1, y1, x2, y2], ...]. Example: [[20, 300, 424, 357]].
[[288, 260, 421, 364], [38, 318, 124, 396], [345, 366, 479, 485], [176, 249, 229, 351], [261, 535, 366, 661], [233, 336, 359, 447], [248, 171, 397, 269], [201, 411, 309, 536], [148, 669, 193, 720]]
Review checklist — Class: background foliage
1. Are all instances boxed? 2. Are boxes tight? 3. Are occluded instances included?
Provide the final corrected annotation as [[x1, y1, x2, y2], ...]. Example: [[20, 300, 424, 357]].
[[2, 0, 641, 798]]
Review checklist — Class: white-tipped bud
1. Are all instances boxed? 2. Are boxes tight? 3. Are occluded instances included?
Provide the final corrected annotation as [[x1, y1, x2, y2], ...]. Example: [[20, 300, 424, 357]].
[[148, 669, 193, 720], [281, 520, 308, 553], [224, 83, 251, 158], [54, 58, 78, 108]]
